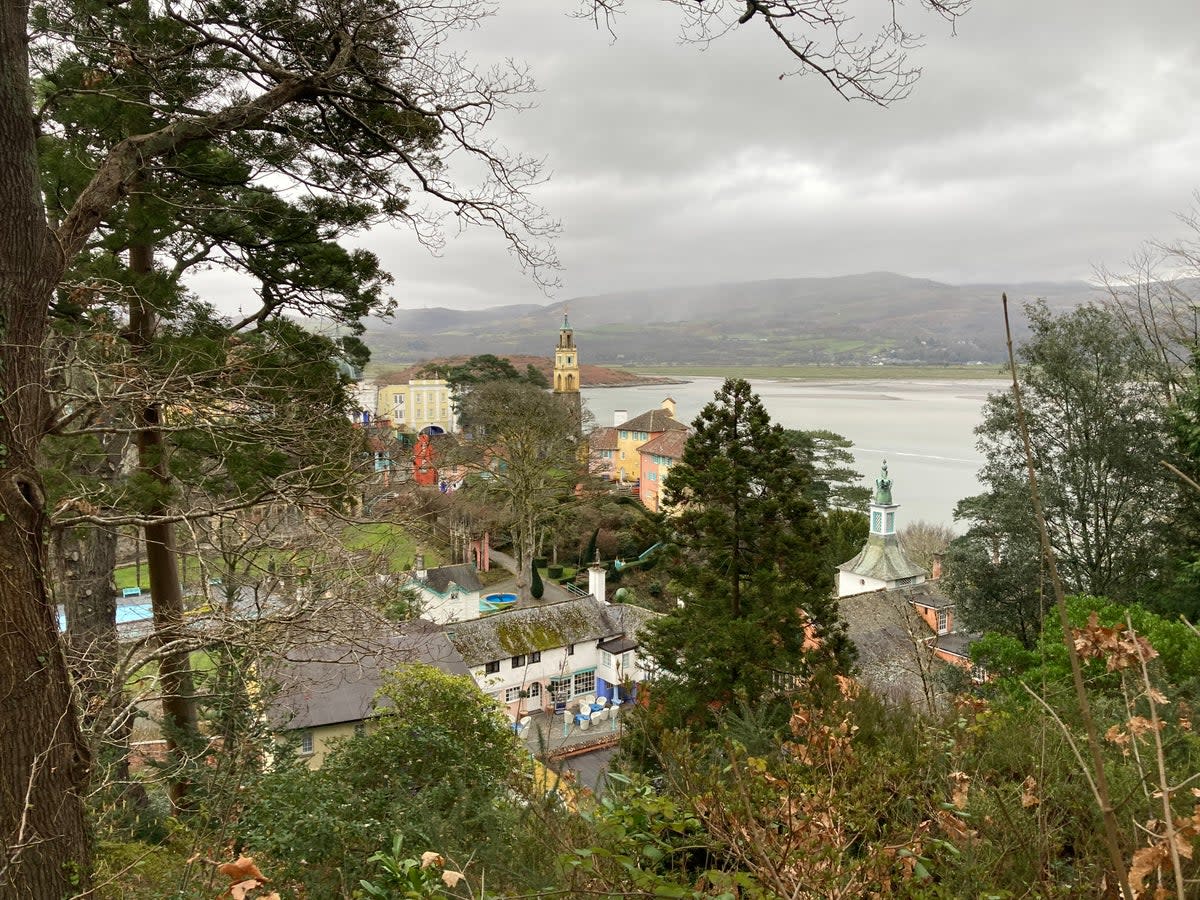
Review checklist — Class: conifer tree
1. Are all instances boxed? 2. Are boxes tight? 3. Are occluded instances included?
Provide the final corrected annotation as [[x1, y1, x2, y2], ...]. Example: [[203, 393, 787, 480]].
[[642, 379, 850, 723]]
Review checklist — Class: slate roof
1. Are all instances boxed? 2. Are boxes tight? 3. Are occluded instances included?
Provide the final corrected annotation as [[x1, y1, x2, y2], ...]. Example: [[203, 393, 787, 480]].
[[621, 408, 687, 434], [589, 427, 619, 451], [900, 581, 955, 610], [421, 564, 484, 595], [935, 631, 980, 659], [838, 588, 940, 704], [638, 429, 689, 460], [445, 597, 658, 666], [266, 620, 470, 731], [837, 534, 927, 583]]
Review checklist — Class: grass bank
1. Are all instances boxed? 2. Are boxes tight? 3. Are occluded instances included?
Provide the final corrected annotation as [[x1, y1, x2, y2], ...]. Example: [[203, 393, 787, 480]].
[[623, 364, 1006, 381]]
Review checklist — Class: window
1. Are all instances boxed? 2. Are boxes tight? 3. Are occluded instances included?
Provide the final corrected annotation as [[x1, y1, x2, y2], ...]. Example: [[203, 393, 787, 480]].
[[505, 686, 522, 703], [619, 430, 628, 440], [871, 511, 882, 532], [885, 512, 895, 533], [299, 731, 314, 755], [648, 472, 656, 481], [572, 670, 596, 696], [511, 654, 526, 668], [354, 721, 366, 736], [600, 650, 613, 668], [528, 682, 542, 698], [485, 660, 500, 675], [622, 651, 633, 672], [936, 608, 950, 634], [529, 651, 541, 663], [567, 643, 575, 656], [619, 451, 625, 459], [549, 677, 571, 702]]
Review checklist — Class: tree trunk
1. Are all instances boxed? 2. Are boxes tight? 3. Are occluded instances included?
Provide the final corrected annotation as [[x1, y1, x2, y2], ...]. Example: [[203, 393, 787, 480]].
[[54, 522, 119, 717], [0, 2, 93, 892], [128, 237, 200, 811]]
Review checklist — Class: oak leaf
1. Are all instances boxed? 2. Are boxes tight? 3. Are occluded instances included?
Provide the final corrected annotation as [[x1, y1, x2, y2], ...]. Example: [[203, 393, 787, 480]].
[[1129, 843, 1169, 895], [217, 856, 267, 884], [1020, 775, 1040, 808]]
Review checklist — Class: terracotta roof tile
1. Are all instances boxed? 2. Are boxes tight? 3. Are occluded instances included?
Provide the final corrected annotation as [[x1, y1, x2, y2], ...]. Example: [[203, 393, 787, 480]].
[[621, 408, 686, 434], [589, 426, 619, 451], [638, 429, 689, 459]]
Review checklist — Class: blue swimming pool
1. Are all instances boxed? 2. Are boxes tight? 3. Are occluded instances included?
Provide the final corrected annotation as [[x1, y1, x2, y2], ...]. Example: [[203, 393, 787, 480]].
[[480, 592, 517, 613]]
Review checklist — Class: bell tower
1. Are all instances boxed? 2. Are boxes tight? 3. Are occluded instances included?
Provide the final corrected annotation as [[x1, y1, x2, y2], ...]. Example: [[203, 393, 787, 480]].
[[553, 311, 582, 430]]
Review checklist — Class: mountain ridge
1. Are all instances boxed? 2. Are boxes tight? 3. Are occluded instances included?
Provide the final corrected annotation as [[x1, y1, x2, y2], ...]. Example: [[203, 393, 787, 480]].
[[364, 272, 1101, 366]]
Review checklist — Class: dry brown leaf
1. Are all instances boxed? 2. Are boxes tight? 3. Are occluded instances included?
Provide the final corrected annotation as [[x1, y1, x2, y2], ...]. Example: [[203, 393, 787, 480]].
[[230, 879, 261, 900], [218, 856, 268, 884], [935, 808, 976, 843], [1129, 843, 1169, 895], [1020, 775, 1041, 809], [1128, 715, 1162, 737], [948, 771, 970, 810], [1105, 724, 1131, 756], [442, 870, 465, 888], [420, 851, 444, 869]]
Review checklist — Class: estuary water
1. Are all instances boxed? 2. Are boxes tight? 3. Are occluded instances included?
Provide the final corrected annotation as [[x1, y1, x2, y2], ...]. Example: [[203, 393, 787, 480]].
[[582, 377, 1008, 529]]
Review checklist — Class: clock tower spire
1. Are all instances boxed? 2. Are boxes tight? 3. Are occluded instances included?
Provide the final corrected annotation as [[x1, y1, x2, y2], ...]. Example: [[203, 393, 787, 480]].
[[553, 309, 582, 431]]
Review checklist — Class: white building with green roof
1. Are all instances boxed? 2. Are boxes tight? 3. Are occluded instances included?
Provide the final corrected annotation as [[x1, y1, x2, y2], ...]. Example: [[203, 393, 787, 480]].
[[836, 460, 928, 597]]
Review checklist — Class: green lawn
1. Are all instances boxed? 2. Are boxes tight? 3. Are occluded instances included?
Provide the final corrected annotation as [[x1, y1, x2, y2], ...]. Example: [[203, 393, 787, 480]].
[[114, 522, 438, 591], [342, 522, 440, 573], [625, 364, 1006, 380], [114, 555, 203, 591]]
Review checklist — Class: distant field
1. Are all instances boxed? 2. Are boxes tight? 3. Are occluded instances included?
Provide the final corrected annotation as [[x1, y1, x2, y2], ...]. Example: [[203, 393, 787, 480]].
[[622, 364, 1006, 381]]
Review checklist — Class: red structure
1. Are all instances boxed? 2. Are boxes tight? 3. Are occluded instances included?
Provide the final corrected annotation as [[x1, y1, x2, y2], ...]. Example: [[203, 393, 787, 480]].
[[412, 433, 438, 486]]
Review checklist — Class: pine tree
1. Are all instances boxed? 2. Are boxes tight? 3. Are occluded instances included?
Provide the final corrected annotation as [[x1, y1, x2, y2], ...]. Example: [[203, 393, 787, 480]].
[[642, 379, 851, 723]]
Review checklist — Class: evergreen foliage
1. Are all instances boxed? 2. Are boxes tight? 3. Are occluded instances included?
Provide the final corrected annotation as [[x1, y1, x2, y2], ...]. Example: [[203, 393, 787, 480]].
[[950, 303, 1177, 626], [782, 427, 871, 510], [642, 379, 851, 724]]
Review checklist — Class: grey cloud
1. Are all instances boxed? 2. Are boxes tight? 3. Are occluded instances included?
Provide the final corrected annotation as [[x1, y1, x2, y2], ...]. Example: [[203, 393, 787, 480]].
[[196, 1, 1200, 316]]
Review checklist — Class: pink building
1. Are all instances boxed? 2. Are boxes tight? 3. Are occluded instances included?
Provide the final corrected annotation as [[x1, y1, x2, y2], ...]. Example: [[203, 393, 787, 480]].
[[637, 429, 688, 512]]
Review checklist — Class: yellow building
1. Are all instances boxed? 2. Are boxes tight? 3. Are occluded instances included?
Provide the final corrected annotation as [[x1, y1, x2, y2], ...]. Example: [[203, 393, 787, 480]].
[[552, 313, 582, 429], [610, 398, 685, 483], [374, 377, 458, 434]]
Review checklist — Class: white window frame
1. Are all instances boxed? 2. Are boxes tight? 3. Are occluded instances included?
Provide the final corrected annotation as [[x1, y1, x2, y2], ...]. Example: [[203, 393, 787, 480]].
[[299, 731, 314, 755], [505, 686, 522, 703], [572, 669, 596, 696]]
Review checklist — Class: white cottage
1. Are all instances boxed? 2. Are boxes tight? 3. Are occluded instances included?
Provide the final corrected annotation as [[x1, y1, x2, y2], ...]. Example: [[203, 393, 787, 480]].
[[406, 561, 484, 625], [444, 595, 658, 718]]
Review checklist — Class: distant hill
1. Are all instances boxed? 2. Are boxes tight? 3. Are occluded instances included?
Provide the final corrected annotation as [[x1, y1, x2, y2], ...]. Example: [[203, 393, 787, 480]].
[[364, 272, 1101, 366]]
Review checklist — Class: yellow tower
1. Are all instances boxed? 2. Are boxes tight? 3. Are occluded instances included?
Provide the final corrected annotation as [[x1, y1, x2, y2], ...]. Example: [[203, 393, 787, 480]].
[[553, 312, 582, 430]]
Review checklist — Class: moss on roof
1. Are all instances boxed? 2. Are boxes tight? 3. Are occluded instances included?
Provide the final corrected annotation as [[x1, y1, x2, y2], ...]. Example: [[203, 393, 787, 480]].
[[446, 597, 661, 666]]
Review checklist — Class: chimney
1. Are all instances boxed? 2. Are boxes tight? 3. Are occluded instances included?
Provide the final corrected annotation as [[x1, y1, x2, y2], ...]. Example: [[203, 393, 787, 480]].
[[661, 397, 677, 418], [414, 552, 427, 581], [588, 556, 607, 604], [613, 409, 628, 427], [931, 552, 944, 580]]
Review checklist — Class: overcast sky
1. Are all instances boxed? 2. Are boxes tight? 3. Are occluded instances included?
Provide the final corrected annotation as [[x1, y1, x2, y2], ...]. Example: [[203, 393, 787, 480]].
[[197, 1, 1200, 314]]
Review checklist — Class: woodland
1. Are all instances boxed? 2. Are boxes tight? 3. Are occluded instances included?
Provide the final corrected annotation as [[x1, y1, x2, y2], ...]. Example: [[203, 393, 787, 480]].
[[7, 0, 1200, 898]]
